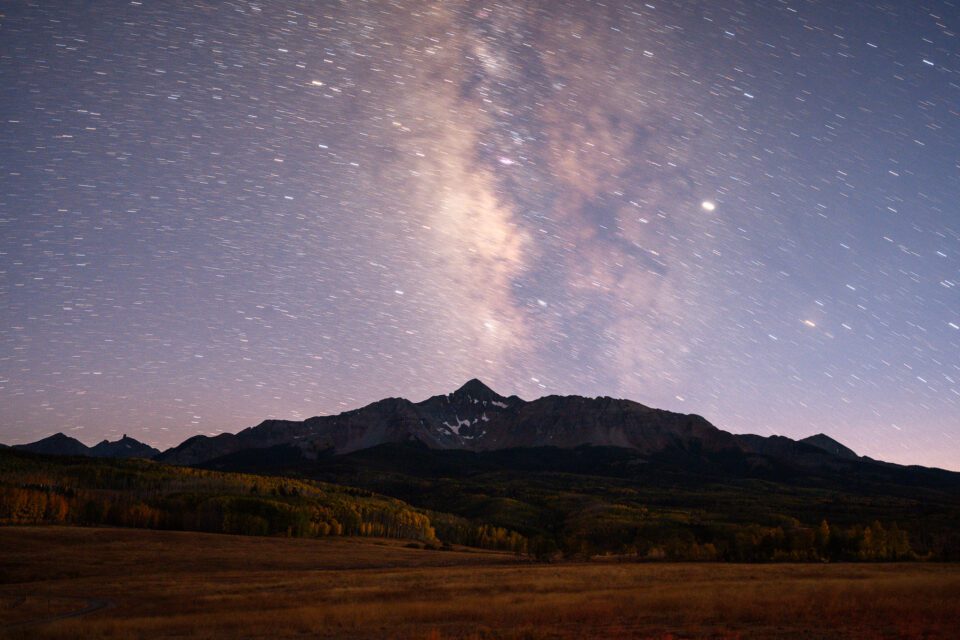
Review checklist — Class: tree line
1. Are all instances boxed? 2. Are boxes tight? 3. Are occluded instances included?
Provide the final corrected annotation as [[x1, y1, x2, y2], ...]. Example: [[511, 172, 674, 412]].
[[0, 451, 937, 562], [0, 451, 526, 552]]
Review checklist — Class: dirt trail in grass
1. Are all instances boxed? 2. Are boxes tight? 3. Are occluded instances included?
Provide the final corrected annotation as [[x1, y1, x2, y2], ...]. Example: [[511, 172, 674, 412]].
[[1, 596, 112, 630]]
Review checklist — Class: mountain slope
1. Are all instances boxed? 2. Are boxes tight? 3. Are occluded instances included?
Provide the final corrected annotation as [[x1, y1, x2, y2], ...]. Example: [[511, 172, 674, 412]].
[[90, 435, 161, 459], [157, 379, 737, 465], [0, 448, 457, 546], [8, 379, 960, 561], [199, 440, 960, 561], [13, 433, 90, 456], [801, 434, 859, 460], [11, 433, 158, 459]]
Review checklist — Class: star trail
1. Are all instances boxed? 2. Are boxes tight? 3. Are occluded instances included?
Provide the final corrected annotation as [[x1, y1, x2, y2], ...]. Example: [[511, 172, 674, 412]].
[[1, 1, 958, 469]]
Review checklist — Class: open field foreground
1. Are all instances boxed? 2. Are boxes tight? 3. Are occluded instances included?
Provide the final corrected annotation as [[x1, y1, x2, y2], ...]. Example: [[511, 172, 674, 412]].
[[1, 527, 959, 639]]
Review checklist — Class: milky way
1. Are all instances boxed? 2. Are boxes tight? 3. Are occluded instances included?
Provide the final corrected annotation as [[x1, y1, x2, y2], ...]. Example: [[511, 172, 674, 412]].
[[1, 1, 958, 469]]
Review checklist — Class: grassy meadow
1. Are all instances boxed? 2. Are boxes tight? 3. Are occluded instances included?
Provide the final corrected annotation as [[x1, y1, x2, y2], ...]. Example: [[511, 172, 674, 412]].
[[1, 527, 959, 639]]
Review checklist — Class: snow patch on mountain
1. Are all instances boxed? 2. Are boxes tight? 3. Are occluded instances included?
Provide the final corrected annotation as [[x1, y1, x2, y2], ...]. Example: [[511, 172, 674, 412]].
[[443, 415, 473, 435]]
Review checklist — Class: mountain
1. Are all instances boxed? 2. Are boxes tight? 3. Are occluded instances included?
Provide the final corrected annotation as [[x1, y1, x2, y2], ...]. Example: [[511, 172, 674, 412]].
[[801, 433, 859, 460], [11, 433, 158, 459], [90, 434, 161, 459], [156, 379, 740, 465], [7, 381, 960, 561], [13, 433, 90, 457], [6, 382, 919, 480]]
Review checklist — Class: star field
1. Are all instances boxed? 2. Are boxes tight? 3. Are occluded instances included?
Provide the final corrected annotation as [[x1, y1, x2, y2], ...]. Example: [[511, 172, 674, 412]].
[[1, 1, 958, 469]]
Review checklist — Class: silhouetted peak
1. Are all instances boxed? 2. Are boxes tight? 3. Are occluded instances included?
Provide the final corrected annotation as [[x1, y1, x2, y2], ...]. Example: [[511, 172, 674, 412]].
[[89, 434, 161, 459], [14, 432, 89, 456], [801, 433, 858, 460], [452, 378, 500, 399], [37, 432, 83, 445]]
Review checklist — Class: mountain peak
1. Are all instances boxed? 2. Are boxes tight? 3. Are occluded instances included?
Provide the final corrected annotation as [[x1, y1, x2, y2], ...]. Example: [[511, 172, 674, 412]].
[[452, 378, 500, 399], [90, 434, 160, 459], [801, 433, 858, 460], [14, 432, 89, 456]]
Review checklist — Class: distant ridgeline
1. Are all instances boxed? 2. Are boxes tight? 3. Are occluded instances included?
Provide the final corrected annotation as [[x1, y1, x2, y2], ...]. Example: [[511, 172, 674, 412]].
[[2, 379, 960, 561], [9, 432, 161, 459]]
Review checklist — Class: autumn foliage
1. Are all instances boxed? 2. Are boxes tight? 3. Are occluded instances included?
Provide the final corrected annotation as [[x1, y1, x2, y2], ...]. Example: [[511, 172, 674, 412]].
[[0, 450, 524, 550], [0, 449, 929, 561]]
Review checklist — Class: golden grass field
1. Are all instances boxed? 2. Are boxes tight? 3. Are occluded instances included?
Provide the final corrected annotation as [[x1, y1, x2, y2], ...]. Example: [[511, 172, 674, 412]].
[[1, 527, 959, 639]]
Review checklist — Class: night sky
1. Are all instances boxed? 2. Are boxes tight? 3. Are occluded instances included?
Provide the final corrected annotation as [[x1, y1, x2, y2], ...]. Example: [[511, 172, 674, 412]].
[[1, 1, 958, 470]]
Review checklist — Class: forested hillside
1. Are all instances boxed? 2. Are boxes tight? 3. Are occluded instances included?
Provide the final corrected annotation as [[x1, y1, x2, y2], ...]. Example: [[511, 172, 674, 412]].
[[0, 449, 526, 552], [3, 445, 958, 562], [218, 442, 959, 561]]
